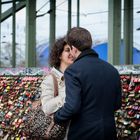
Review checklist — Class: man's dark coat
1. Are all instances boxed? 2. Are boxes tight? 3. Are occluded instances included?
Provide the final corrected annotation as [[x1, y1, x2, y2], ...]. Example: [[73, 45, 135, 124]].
[[54, 49, 122, 140]]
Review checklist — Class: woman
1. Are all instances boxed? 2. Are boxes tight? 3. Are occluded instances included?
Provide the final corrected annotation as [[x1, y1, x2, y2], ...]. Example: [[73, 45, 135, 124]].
[[23, 37, 73, 140], [40, 36, 73, 117]]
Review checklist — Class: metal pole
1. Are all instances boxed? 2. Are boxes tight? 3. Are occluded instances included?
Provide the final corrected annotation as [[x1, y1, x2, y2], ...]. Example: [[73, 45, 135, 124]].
[[49, 0, 56, 49], [0, 0, 1, 67], [68, 0, 71, 31], [1, 2, 26, 22], [25, 0, 36, 67], [124, 0, 133, 64], [12, 0, 16, 67], [77, 0, 80, 27], [108, 0, 121, 65]]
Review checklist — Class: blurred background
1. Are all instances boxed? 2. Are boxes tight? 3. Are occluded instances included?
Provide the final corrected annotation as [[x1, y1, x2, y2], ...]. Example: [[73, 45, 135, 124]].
[[0, 0, 140, 67]]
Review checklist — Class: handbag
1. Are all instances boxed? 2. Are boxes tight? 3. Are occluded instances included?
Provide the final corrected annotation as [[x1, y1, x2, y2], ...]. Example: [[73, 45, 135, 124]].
[[24, 73, 67, 140]]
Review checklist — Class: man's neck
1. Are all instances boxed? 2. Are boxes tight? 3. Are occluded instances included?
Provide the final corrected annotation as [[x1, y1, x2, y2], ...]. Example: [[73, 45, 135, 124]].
[[75, 50, 81, 58]]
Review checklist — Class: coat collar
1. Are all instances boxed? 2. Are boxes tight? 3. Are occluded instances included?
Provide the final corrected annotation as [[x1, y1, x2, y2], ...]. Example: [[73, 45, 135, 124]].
[[74, 49, 98, 63], [51, 67, 64, 81]]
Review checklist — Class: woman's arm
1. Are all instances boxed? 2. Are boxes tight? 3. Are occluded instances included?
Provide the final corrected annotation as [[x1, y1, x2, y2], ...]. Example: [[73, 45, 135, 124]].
[[40, 75, 64, 115]]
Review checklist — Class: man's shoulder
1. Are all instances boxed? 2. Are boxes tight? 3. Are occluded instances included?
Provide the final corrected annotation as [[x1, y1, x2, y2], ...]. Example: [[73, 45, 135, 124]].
[[64, 63, 80, 77], [67, 60, 81, 70], [103, 61, 120, 76]]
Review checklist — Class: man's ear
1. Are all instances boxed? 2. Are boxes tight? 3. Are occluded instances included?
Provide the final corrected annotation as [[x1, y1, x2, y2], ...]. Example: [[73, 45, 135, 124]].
[[71, 45, 74, 50], [72, 46, 77, 53]]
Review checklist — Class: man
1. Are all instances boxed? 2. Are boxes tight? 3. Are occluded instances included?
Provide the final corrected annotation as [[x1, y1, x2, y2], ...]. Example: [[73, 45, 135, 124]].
[[54, 27, 122, 140]]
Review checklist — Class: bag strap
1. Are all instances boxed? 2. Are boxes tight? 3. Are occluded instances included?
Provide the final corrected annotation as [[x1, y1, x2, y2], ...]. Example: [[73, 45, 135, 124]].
[[46, 118, 55, 138], [31, 73, 58, 109], [50, 73, 58, 97]]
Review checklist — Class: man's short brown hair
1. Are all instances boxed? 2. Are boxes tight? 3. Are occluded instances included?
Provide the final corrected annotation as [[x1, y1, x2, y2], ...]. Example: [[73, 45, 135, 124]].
[[65, 27, 92, 51]]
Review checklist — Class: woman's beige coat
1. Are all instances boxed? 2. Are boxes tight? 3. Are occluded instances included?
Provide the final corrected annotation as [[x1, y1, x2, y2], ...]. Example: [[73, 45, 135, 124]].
[[40, 67, 65, 115]]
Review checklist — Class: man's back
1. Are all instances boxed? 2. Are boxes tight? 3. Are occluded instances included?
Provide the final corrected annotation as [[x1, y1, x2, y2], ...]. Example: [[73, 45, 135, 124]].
[[65, 49, 121, 140], [54, 27, 122, 140]]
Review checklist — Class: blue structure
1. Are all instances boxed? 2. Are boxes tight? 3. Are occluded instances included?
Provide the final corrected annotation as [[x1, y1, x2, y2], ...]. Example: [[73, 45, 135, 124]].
[[93, 42, 140, 64], [37, 43, 49, 66], [37, 42, 140, 66]]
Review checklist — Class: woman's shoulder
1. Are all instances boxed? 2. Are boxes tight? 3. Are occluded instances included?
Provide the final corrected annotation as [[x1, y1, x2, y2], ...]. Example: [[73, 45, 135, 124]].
[[51, 67, 63, 79], [41, 67, 61, 84], [44, 74, 53, 79], [42, 67, 57, 80], [41, 73, 54, 86]]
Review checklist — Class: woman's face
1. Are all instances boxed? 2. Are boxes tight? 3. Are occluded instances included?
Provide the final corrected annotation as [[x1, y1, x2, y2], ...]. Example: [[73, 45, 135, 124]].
[[60, 44, 74, 66]]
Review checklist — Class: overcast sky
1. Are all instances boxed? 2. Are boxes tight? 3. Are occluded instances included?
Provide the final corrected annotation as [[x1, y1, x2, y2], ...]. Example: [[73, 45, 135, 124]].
[[1, 0, 140, 49], [36, 0, 140, 48]]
